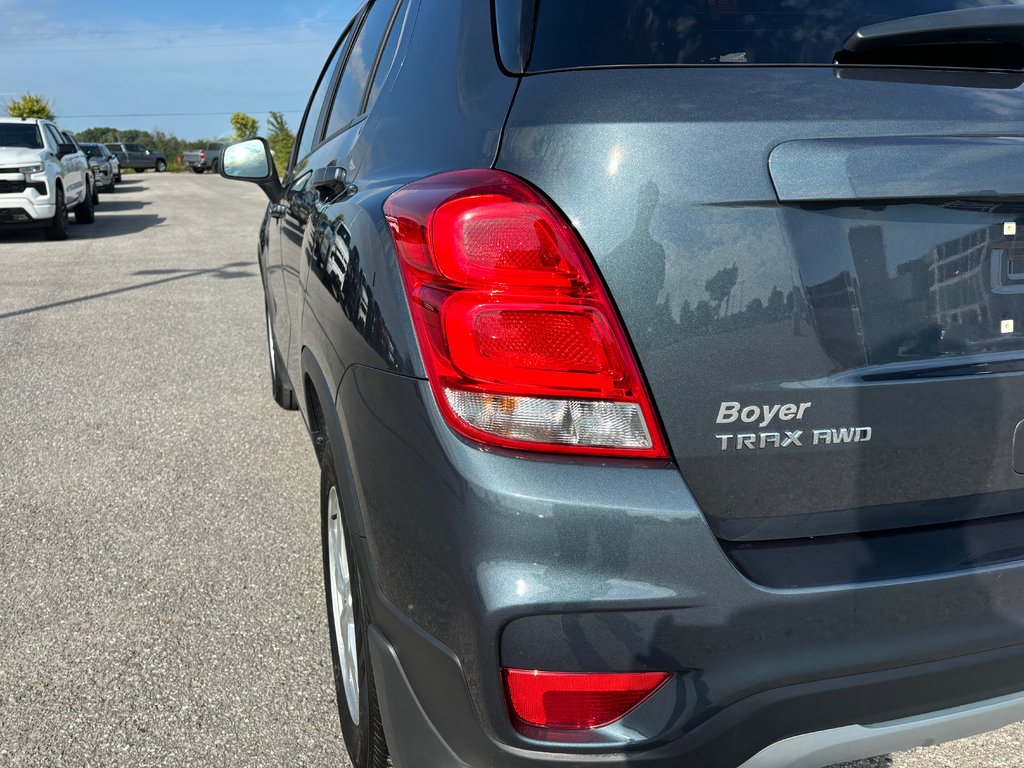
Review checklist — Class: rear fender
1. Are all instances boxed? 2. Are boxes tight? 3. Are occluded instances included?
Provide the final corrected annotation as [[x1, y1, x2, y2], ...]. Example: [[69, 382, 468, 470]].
[[301, 346, 367, 537]]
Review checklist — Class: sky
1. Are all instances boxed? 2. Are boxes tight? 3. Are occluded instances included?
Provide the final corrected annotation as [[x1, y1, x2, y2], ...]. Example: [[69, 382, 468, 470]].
[[0, 0, 362, 140]]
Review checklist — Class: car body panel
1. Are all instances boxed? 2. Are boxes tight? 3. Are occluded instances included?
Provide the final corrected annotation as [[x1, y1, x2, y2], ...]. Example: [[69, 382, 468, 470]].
[[228, 1, 1024, 766], [496, 66, 1024, 543], [272, 0, 515, 414]]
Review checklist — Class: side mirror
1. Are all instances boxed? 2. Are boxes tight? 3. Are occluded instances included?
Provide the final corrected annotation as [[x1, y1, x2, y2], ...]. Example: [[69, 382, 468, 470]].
[[220, 138, 283, 203], [56, 143, 76, 158]]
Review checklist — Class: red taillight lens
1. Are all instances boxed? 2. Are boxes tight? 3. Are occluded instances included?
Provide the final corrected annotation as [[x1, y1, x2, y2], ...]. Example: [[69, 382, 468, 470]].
[[503, 669, 671, 730], [200, 150, 205, 161], [430, 196, 582, 287], [384, 169, 667, 459]]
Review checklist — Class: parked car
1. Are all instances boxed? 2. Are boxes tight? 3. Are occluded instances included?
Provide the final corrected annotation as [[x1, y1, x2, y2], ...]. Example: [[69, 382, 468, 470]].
[[182, 143, 224, 174], [79, 142, 115, 194], [82, 141, 121, 183], [60, 132, 100, 206], [220, 2, 1024, 768], [104, 142, 167, 173], [0, 117, 95, 239]]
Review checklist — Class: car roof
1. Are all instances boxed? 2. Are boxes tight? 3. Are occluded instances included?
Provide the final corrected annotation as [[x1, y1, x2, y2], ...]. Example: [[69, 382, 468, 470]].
[[0, 117, 46, 125]]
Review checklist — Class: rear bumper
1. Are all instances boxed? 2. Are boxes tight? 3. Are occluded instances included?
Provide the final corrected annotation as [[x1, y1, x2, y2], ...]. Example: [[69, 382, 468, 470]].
[[739, 689, 1024, 768], [337, 364, 1024, 767], [369, 601, 1024, 768]]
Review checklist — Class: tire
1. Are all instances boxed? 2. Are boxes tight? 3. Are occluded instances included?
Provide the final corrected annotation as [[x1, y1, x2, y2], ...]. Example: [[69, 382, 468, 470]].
[[211, 160, 219, 174], [91, 182, 100, 206], [193, 167, 205, 175], [265, 304, 298, 410], [74, 181, 96, 224], [44, 186, 69, 241], [155, 159, 167, 173], [115, 172, 122, 182], [320, 444, 391, 768]]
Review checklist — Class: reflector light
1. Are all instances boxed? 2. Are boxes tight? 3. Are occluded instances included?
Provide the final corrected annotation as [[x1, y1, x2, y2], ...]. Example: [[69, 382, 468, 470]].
[[384, 169, 668, 458], [503, 669, 672, 730]]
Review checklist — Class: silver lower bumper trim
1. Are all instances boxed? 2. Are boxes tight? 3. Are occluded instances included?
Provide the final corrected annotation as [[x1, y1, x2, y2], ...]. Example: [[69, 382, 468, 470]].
[[738, 689, 1024, 768]]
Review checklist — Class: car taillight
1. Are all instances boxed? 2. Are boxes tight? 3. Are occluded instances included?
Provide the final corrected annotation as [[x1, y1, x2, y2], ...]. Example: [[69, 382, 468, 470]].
[[384, 169, 668, 459], [200, 150, 206, 161], [503, 669, 672, 730]]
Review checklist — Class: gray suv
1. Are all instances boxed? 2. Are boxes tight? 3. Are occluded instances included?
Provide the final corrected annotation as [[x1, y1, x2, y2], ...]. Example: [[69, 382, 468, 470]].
[[220, 2, 1024, 767]]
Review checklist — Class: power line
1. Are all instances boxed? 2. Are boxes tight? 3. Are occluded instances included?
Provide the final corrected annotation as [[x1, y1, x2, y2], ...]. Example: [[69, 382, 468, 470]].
[[58, 110, 304, 119], [1, 38, 336, 54], [0, 19, 353, 39]]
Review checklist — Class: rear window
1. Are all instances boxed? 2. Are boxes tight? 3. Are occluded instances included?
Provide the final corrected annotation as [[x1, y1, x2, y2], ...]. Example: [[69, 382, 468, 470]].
[[524, 0, 1022, 70], [0, 123, 43, 149]]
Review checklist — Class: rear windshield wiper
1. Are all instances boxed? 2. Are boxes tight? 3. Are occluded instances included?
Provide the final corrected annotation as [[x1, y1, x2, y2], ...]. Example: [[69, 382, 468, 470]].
[[836, 5, 1024, 70]]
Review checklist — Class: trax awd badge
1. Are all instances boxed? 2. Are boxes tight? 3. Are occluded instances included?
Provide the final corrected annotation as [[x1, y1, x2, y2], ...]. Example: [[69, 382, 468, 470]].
[[714, 401, 872, 451]]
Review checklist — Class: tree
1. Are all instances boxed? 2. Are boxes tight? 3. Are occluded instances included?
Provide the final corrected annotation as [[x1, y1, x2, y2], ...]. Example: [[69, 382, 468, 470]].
[[76, 127, 120, 144], [266, 111, 295, 175], [705, 263, 739, 318], [5, 93, 55, 120], [230, 112, 259, 140], [766, 285, 787, 319]]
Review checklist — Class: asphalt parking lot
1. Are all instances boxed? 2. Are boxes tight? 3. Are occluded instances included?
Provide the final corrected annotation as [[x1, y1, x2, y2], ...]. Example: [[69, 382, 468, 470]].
[[1, 173, 1021, 767]]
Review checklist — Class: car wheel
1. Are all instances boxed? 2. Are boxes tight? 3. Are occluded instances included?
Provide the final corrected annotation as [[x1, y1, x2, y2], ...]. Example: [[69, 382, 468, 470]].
[[320, 446, 391, 768], [92, 182, 100, 206], [115, 173, 122, 182], [265, 304, 298, 410], [74, 182, 96, 224], [194, 167, 205, 175], [44, 186, 69, 241], [211, 160, 219, 174], [155, 159, 167, 173]]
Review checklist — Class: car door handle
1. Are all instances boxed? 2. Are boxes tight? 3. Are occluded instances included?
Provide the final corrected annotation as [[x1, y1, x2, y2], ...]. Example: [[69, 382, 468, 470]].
[[312, 165, 348, 197], [269, 202, 287, 219]]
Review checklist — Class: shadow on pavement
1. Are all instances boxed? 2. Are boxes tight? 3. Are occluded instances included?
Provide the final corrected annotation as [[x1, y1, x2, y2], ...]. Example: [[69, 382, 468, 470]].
[[111, 178, 148, 190], [0, 214, 165, 240], [97, 199, 151, 212], [0, 261, 256, 320], [80, 214, 166, 239]]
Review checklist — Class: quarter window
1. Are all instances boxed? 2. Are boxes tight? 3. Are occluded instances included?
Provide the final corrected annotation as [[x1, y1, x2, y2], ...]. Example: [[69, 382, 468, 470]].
[[364, 0, 410, 115], [324, 0, 398, 139], [293, 27, 352, 172]]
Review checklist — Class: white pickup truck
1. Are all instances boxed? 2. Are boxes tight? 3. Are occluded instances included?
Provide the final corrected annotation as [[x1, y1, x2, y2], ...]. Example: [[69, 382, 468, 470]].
[[0, 117, 95, 240]]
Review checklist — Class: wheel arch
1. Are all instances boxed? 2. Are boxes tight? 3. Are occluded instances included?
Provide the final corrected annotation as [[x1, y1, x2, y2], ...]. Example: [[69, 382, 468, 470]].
[[302, 346, 367, 538]]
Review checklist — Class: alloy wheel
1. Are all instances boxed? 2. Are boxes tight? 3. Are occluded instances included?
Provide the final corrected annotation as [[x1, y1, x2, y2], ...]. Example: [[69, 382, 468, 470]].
[[327, 486, 360, 725]]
